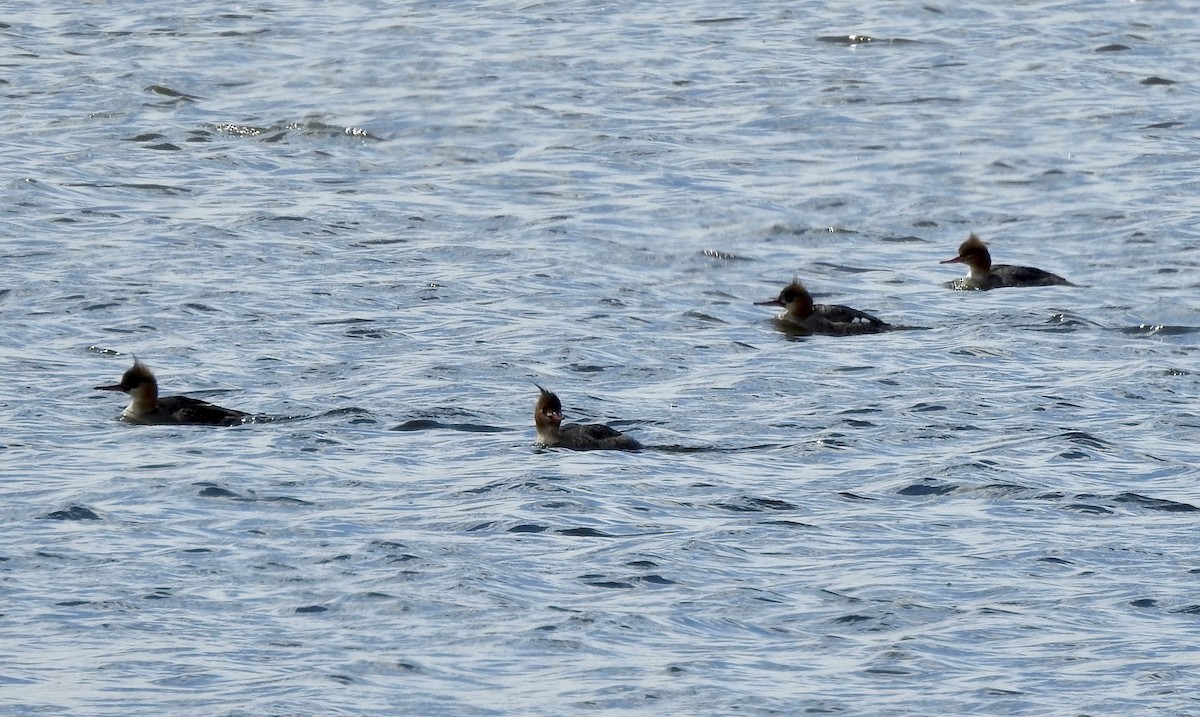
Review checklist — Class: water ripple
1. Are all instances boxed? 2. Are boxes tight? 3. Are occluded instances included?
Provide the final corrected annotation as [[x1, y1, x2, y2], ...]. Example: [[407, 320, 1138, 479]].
[[3, 0, 1200, 714]]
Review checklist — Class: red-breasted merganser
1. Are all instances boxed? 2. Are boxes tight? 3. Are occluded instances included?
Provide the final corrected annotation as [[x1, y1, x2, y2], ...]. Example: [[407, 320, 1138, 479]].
[[95, 358, 249, 426], [534, 385, 642, 451], [755, 279, 890, 335], [940, 233, 1073, 290]]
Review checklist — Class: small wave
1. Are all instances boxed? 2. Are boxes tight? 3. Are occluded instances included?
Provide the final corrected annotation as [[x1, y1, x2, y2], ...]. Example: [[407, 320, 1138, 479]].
[[239, 410, 362, 425], [711, 496, 798, 512], [390, 419, 508, 433], [1113, 492, 1199, 513], [145, 84, 202, 101], [195, 483, 314, 505], [816, 34, 919, 46], [44, 506, 100, 521], [897, 483, 956, 496], [692, 16, 748, 25], [209, 118, 381, 142], [1112, 324, 1200, 336], [1057, 430, 1113, 451], [699, 249, 753, 261], [649, 443, 779, 453]]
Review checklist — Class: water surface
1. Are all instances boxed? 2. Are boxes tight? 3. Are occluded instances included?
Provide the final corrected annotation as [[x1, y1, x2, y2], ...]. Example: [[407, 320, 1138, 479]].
[[3, 1, 1200, 714]]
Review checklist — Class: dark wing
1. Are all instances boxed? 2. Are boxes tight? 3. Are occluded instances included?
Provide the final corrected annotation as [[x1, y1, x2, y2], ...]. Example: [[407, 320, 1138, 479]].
[[992, 264, 1073, 287], [561, 423, 643, 450], [568, 423, 625, 441], [814, 303, 888, 326], [161, 396, 249, 426]]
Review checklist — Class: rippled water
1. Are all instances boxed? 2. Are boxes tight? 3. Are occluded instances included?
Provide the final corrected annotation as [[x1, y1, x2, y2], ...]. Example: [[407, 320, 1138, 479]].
[[4, 1, 1200, 714]]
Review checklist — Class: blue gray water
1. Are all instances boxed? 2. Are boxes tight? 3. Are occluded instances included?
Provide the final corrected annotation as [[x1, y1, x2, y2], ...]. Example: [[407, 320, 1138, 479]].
[[3, 1, 1199, 714]]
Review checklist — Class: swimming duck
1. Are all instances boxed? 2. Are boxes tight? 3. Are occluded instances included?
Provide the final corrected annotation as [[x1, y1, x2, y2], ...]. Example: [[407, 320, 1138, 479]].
[[533, 385, 642, 451], [755, 279, 890, 335], [940, 233, 1073, 290], [95, 358, 249, 426]]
